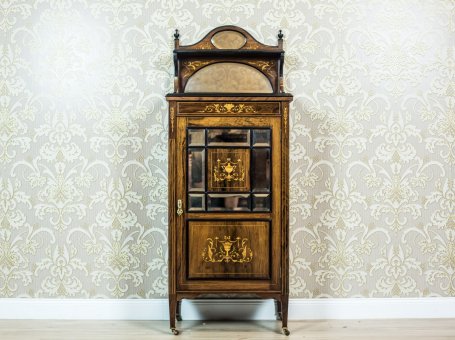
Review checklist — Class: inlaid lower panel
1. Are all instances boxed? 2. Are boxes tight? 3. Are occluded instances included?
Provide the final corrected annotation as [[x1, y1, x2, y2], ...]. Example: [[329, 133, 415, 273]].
[[187, 220, 270, 279]]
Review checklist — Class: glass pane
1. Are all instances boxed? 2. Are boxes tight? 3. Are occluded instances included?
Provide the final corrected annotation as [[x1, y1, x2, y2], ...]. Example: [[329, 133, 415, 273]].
[[188, 194, 205, 211], [208, 129, 250, 146], [252, 149, 271, 192], [188, 129, 205, 146], [253, 194, 271, 212], [207, 194, 250, 211], [253, 129, 271, 147], [188, 149, 205, 192]]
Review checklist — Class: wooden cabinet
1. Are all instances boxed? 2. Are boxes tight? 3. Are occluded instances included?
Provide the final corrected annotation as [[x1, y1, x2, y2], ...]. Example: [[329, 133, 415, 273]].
[[167, 26, 293, 335]]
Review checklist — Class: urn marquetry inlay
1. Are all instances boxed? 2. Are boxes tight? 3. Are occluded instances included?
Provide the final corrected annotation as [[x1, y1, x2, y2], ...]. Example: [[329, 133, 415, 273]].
[[202, 236, 253, 263]]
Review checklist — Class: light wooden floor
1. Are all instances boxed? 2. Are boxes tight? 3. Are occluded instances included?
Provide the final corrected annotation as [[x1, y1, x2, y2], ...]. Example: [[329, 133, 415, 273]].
[[0, 319, 454, 339]]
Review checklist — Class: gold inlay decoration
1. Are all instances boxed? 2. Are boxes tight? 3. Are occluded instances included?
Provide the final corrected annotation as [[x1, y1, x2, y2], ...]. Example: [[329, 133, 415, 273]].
[[182, 60, 212, 78], [213, 157, 245, 182], [244, 41, 261, 50], [247, 60, 276, 77], [170, 107, 175, 134], [283, 106, 288, 135], [200, 103, 257, 113], [202, 236, 253, 263]]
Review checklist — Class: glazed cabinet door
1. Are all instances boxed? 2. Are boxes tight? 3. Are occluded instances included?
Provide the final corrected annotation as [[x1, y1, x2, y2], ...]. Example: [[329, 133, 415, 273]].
[[174, 115, 282, 292]]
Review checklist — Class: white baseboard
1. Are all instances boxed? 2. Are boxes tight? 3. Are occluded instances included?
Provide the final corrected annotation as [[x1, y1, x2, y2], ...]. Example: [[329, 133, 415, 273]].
[[1, 298, 454, 320]]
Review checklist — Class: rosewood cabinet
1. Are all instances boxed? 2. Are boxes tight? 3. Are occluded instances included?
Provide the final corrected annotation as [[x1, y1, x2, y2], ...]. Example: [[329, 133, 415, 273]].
[[167, 26, 293, 335]]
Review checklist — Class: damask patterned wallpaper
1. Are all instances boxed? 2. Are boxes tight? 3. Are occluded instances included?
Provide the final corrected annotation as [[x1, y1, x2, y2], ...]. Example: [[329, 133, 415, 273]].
[[1, 0, 454, 298]]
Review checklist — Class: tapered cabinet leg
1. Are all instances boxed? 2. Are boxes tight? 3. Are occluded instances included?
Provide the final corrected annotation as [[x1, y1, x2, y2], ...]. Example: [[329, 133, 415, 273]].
[[281, 295, 290, 336], [274, 299, 282, 321], [169, 295, 179, 335], [176, 300, 182, 321]]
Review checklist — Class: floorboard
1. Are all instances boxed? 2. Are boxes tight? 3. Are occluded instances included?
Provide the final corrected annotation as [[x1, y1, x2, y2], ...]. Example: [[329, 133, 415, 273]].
[[0, 319, 454, 339]]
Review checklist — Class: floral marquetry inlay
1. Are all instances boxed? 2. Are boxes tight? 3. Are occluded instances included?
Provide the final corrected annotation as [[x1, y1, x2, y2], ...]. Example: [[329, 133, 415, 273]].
[[201, 103, 257, 113], [181, 60, 213, 78], [246, 60, 276, 77]]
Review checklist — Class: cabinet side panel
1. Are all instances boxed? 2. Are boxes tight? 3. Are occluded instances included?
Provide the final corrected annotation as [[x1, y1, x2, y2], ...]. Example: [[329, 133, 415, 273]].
[[281, 102, 290, 296], [168, 101, 177, 296]]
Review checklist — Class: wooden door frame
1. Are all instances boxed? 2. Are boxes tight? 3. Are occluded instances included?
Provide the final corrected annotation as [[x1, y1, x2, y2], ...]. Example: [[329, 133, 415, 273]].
[[174, 115, 282, 293]]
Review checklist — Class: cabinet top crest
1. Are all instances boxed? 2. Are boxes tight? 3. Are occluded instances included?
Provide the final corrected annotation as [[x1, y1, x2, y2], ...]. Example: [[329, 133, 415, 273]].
[[168, 26, 291, 96]]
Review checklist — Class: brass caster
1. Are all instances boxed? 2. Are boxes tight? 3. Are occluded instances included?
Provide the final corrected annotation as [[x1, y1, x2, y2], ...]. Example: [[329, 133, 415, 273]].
[[282, 327, 290, 336], [171, 328, 179, 335]]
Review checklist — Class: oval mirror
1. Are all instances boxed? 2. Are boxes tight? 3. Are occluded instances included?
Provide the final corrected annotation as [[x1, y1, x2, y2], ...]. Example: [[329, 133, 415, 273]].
[[211, 31, 247, 49]]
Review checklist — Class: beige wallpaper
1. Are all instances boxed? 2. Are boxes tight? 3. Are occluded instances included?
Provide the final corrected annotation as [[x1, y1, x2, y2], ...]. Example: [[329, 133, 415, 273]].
[[0, 0, 454, 298]]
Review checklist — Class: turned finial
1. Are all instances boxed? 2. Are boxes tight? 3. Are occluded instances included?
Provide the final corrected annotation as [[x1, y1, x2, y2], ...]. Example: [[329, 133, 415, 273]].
[[174, 29, 180, 48], [278, 29, 284, 40], [278, 29, 284, 48]]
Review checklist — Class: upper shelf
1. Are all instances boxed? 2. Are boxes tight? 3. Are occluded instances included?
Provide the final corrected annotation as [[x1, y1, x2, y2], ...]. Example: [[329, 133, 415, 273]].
[[171, 26, 288, 95], [174, 25, 284, 53]]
